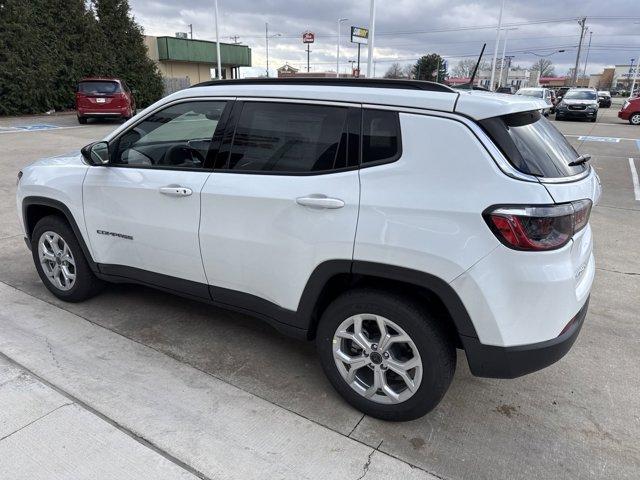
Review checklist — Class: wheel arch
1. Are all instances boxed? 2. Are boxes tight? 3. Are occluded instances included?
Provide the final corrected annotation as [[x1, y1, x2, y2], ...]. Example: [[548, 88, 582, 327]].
[[22, 196, 97, 272], [301, 260, 479, 345]]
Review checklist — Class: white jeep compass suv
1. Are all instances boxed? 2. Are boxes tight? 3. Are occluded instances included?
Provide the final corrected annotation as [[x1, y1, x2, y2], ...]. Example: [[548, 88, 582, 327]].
[[16, 79, 600, 421]]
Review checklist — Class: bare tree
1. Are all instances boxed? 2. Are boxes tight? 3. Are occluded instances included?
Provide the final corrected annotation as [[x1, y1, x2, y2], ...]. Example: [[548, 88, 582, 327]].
[[531, 58, 555, 77], [451, 59, 489, 78], [384, 62, 407, 79]]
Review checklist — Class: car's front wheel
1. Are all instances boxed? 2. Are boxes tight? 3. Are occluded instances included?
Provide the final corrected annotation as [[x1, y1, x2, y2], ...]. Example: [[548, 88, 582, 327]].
[[316, 288, 456, 421], [31, 215, 103, 302]]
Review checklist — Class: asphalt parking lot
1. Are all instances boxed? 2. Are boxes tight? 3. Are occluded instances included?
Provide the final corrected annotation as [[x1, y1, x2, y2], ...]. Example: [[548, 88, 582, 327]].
[[0, 100, 638, 479]]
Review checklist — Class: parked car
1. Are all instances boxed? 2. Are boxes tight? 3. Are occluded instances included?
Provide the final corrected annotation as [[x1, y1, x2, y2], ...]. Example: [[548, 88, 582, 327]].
[[597, 91, 612, 108], [496, 86, 515, 94], [555, 88, 599, 122], [556, 86, 571, 102], [17, 78, 599, 421], [75, 78, 136, 124], [618, 96, 640, 125], [515, 87, 554, 115]]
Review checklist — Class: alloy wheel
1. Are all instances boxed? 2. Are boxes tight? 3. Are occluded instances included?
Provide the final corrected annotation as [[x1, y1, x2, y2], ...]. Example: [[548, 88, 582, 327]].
[[631, 114, 640, 125], [38, 231, 76, 291], [332, 313, 423, 404]]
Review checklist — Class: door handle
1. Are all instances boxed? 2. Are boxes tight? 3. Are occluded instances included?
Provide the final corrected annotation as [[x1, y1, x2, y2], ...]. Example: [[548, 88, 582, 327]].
[[159, 186, 192, 197], [296, 195, 345, 209]]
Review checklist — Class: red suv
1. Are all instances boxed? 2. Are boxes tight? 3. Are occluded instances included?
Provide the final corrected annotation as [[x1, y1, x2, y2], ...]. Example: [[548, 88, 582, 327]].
[[618, 97, 640, 125], [75, 78, 136, 124]]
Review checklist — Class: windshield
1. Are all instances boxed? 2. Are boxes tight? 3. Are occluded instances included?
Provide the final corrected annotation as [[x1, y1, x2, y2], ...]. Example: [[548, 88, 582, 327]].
[[517, 90, 543, 98], [77, 81, 121, 94], [564, 90, 597, 100], [480, 110, 588, 178]]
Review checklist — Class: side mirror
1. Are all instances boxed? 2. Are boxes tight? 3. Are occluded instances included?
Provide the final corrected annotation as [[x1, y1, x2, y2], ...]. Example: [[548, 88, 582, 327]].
[[81, 141, 110, 166]]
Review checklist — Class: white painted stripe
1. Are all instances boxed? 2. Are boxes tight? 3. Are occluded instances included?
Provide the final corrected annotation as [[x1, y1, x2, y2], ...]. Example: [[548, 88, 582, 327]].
[[629, 158, 640, 201], [565, 134, 640, 142]]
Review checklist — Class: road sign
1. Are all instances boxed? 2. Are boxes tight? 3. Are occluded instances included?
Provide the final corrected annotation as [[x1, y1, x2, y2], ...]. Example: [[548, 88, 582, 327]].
[[351, 26, 368, 44], [302, 31, 315, 43]]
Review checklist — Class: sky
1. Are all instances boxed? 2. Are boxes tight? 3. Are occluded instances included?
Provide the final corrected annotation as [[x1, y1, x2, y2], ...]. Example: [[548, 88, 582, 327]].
[[129, 0, 640, 78]]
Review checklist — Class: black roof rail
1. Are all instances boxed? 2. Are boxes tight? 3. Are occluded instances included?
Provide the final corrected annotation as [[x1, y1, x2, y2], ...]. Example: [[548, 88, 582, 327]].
[[190, 77, 456, 93]]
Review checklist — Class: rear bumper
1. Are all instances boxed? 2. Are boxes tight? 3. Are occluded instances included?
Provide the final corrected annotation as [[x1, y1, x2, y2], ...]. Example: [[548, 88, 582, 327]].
[[463, 298, 589, 378], [77, 108, 128, 117]]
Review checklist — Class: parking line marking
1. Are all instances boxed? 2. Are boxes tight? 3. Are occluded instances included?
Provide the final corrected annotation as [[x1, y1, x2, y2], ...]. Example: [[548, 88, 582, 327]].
[[636, 139, 640, 152], [629, 158, 640, 201], [577, 136, 621, 143]]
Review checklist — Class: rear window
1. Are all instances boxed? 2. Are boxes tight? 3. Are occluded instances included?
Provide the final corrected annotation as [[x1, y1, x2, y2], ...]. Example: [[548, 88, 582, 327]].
[[77, 81, 121, 94], [517, 90, 543, 98], [480, 110, 588, 178]]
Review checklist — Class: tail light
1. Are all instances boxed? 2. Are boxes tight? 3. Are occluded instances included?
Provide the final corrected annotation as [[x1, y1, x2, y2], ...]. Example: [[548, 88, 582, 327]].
[[484, 199, 592, 251]]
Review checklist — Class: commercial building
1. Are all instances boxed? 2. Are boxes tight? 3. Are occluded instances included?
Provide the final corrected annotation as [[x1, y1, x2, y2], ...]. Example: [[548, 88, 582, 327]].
[[144, 35, 252, 93], [276, 63, 360, 78], [447, 67, 539, 90]]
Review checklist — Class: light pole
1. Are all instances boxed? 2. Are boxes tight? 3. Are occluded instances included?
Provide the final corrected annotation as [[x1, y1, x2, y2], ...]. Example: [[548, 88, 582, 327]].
[[489, 0, 506, 91], [265, 23, 281, 78], [366, 0, 376, 78], [336, 17, 349, 78], [214, 0, 222, 79], [497, 27, 517, 88]]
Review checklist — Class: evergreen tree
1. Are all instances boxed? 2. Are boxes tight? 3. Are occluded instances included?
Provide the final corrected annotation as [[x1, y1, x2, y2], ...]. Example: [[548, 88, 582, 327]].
[[94, 0, 163, 107], [412, 54, 447, 82]]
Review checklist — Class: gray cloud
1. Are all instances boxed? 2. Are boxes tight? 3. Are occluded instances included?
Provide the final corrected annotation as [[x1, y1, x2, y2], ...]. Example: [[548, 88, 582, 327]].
[[129, 0, 640, 77]]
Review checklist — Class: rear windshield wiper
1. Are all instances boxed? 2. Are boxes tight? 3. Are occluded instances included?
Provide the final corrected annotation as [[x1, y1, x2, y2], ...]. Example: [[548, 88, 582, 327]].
[[568, 154, 591, 167]]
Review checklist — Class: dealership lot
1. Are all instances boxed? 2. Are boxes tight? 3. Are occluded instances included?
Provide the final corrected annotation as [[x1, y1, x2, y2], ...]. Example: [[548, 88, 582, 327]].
[[0, 103, 639, 479]]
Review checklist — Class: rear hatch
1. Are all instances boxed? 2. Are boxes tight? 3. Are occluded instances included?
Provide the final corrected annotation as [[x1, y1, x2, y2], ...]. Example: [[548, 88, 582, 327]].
[[480, 110, 600, 302], [76, 80, 125, 109]]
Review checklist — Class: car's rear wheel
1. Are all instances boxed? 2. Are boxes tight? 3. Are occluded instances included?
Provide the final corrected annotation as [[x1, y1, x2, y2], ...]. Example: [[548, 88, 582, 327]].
[[31, 215, 103, 302], [77, 116, 87, 124], [316, 288, 456, 421], [630, 113, 640, 125]]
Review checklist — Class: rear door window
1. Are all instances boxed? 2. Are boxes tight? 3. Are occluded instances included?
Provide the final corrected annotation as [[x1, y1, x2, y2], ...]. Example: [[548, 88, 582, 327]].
[[480, 110, 588, 178], [77, 81, 121, 94], [223, 102, 349, 173]]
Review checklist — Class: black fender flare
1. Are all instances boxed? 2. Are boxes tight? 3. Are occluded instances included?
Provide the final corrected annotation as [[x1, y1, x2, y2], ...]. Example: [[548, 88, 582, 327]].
[[22, 196, 98, 273]]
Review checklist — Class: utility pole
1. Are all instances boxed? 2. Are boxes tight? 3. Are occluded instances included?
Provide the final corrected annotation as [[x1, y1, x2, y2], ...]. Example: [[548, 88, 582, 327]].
[[582, 30, 593, 77], [188, 24, 193, 39], [336, 18, 349, 78], [630, 53, 640, 98], [228, 35, 241, 44], [366, 0, 376, 78], [489, 0, 506, 91], [572, 17, 587, 87]]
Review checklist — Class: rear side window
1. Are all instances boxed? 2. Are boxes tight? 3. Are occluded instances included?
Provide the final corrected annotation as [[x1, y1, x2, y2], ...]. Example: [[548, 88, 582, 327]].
[[480, 110, 588, 178], [77, 81, 121, 94], [362, 109, 401, 165], [225, 102, 348, 173]]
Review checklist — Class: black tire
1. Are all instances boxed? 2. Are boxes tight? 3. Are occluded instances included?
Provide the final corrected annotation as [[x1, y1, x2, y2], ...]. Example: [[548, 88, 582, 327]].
[[590, 117, 597, 123], [31, 215, 103, 302], [629, 113, 640, 125], [316, 288, 456, 421], [77, 116, 87, 124]]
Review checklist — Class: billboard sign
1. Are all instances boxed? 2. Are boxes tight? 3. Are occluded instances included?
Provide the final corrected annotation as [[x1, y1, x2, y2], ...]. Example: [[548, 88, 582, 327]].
[[351, 26, 368, 44], [302, 31, 315, 43]]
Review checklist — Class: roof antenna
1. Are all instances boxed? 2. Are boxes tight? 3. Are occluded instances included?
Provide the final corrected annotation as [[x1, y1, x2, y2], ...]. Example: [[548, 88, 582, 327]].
[[466, 43, 486, 90]]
